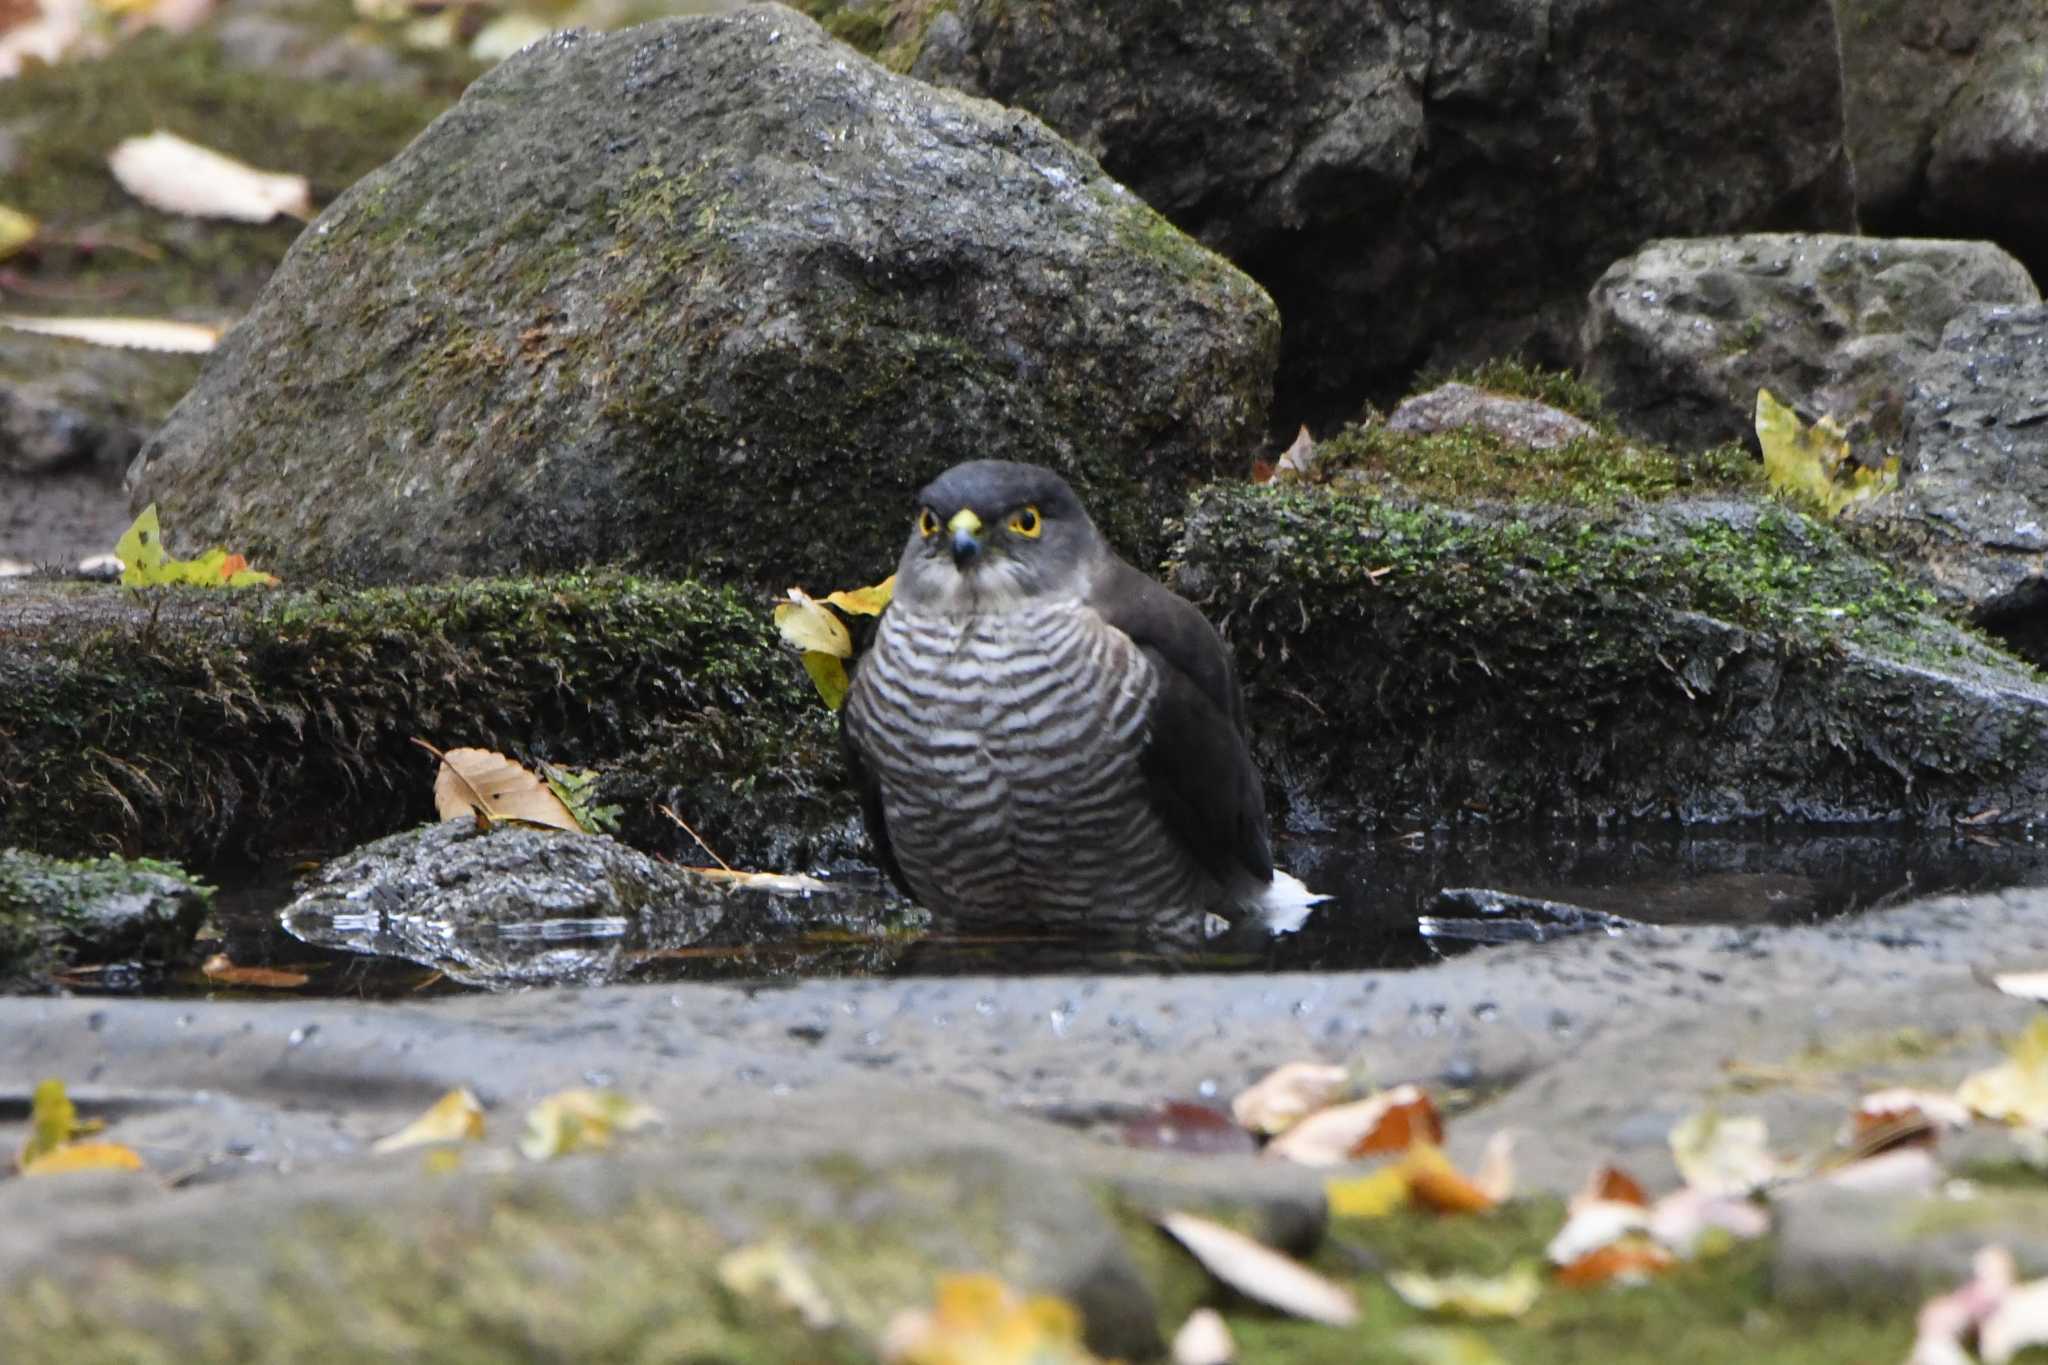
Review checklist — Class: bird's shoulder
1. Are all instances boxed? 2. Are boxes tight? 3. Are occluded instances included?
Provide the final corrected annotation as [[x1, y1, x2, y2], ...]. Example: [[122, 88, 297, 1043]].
[[1086, 556, 1239, 722]]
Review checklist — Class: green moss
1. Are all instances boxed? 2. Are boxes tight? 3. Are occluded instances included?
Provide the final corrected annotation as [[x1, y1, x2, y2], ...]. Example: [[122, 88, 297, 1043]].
[[1324, 422, 1759, 507], [1214, 1201, 1909, 1364], [797, 0, 957, 71], [1434, 359, 1617, 427], [0, 574, 844, 873], [0, 848, 210, 988]]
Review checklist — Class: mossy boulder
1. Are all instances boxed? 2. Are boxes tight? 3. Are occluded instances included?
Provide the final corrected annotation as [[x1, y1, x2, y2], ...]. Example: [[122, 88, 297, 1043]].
[[0, 574, 848, 874], [1174, 482, 2048, 827], [132, 6, 1279, 589], [0, 849, 210, 990]]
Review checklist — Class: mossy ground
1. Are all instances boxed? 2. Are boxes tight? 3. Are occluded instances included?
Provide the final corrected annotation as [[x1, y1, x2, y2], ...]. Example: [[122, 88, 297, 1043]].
[[0, 849, 210, 989], [0, 573, 843, 875]]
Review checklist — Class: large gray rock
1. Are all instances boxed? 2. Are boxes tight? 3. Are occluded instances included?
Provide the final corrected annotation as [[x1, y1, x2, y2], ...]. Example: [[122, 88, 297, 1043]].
[[1838, 0, 2048, 274], [131, 6, 1278, 587], [908, 0, 1854, 416], [1848, 304, 2048, 628], [1581, 234, 2038, 453]]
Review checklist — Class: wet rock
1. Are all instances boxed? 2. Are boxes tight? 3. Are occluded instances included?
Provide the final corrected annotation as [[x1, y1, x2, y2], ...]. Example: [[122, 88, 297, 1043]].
[[1847, 304, 2048, 633], [1385, 383, 1598, 452], [1580, 234, 2038, 454], [1923, 29, 2048, 280], [1174, 483, 2048, 828], [0, 848, 210, 989], [903, 0, 1852, 417], [132, 6, 1278, 588], [282, 819, 911, 988], [1773, 1182, 2048, 1308]]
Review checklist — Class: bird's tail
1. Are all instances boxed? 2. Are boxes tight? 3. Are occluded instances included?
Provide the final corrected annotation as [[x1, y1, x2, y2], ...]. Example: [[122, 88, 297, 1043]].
[[1253, 869, 1330, 935]]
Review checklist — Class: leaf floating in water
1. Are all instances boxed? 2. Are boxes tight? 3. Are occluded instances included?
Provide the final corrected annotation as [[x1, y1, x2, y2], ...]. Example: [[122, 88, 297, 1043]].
[[201, 953, 309, 989], [372, 1088, 486, 1154], [416, 740, 582, 832], [1, 315, 222, 353], [108, 131, 313, 224]]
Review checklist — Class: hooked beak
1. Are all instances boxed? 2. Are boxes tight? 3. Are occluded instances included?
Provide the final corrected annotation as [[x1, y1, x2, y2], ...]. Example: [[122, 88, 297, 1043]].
[[947, 508, 983, 568]]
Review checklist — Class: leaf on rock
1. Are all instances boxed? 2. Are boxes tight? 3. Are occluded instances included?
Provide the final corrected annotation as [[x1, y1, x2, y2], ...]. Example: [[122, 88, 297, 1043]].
[[1157, 1210, 1360, 1327], [1958, 1016, 2048, 1128], [1546, 1200, 1652, 1267], [1386, 1263, 1541, 1320], [1326, 1165, 1410, 1220], [114, 504, 278, 588], [201, 952, 308, 989], [1754, 388, 1898, 518], [1846, 1087, 1971, 1157], [519, 1088, 661, 1161], [420, 742, 582, 832], [1273, 424, 1319, 482], [685, 866, 832, 894], [21, 1140, 146, 1177], [1, 314, 221, 353], [18, 1077, 101, 1170], [716, 1241, 838, 1332], [880, 1272, 1102, 1365], [1265, 1084, 1442, 1166], [1231, 1060, 1350, 1137], [1400, 1141, 1501, 1215], [538, 762, 623, 835], [108, 131, 312, 224], [371, 1087, 485, 1154], [1552, 1236, 1676, 1288], [1669, 1111, 1796, 1196], [1577, 1163, 1649, 1208]]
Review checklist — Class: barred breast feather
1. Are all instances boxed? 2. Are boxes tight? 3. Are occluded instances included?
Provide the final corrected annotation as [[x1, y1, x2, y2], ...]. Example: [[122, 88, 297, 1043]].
[[843, 595, 1212, 924]]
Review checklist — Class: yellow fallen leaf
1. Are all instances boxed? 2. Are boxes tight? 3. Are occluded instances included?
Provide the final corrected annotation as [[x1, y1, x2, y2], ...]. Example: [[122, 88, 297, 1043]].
[[18, 1078, 101, 1170], [108, 131, 312, 224], [717, 1241, 838, 1331], [1755, 388, 1897, 518], [372, 1088, 486, 1154], [1959, 1016, 2048, 1128], [1231, 1060, 1350, 1137], [519, 1088, 661, 1161], [1158, 1210, 1359, 1326], [0, 315, 221, 353], [114, 505, 278, 589], [1392, 1327, 1510, 1365], [801, 650, 852, 711], [419, 742, 582, 832], [22, 1141, 146, 1177], [1326, 1165, 1410, 1219], [822, 574, 895, 617], [881, 1272, 1101, 1365], [1387, 1263, 1541, 1319], [1400, 1141, 1499, 1214], [0, 205, 36, 261], [775, 587, 854, 657]]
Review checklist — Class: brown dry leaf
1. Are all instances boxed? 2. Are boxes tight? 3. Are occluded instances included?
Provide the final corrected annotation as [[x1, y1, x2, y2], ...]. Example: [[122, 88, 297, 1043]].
[[201, 953, 308, 989], [421, 742, 581, 832], [1845, 1087, 1971, 1158], [372, 1088, 486, 1154], [1576, 1163, 1650, 1208], [1400, 1141, 1498, 1215], [1157, 1210, 1360, 1327], [1546, 1199, 1651, 1266], [108, 131, 312, 223], [0, 0, 99, 77], [21, 1140, 146, 1176], [1170, 1307, 1235, 1365], [1265, 1083, 1442, 1166], [0, 314, 221, 352], [686, 866, 831, 895], [1230, 1060, 1350, 1137], [1553, 1236, 1676, 1287]]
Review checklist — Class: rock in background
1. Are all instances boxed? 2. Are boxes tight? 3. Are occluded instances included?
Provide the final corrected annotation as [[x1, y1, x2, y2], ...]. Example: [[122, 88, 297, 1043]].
[[132, 6, 1279, 588], [1580, 234, 2038, 453], [906, 0, 1855, 419]]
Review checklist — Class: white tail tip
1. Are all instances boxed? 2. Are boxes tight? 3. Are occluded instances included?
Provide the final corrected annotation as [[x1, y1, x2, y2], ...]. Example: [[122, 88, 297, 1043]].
[[1254, 869, 1330, 935]]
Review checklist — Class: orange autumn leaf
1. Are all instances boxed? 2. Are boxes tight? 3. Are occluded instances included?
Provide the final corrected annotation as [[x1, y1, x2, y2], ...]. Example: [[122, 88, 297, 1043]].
[[1401, 1141, 1498, 1215], [1579, 1163, 1650, 1208], [22, 1141, 146, 1176], [1554, 1236, 1676, 1287], [1266, 1083, 1442, 1166], [202, 953, 309, 989]]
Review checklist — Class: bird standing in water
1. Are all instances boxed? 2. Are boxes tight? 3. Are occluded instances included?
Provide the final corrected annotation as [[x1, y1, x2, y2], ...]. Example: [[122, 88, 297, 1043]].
[[841, 459, 1321, 931]]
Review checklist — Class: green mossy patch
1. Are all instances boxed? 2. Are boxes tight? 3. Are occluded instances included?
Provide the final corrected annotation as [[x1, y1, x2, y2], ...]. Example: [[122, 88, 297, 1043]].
[[0, 574, 845, 874], [1174, 482, 2048, 827], [798, 0, 955, 71], [0, 848, 210, 989]]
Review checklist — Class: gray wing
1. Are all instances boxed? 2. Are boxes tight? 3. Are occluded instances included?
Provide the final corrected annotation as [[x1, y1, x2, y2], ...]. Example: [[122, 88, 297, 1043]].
[[1090, 558, 1274, 889], [840, 656, 912, 898]]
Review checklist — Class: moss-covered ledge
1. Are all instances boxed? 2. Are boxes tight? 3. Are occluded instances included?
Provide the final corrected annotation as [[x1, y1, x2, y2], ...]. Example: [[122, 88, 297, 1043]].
[[0, 574, 851, 872], [1173, 484, 2048, 828]]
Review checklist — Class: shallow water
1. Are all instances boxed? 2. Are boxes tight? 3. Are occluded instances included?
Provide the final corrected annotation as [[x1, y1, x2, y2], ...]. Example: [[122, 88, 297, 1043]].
[[143, 823, 2048, 998]]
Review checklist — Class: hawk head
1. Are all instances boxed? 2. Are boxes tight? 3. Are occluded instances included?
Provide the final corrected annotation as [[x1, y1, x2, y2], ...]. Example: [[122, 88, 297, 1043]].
[[891, 460, 1108, 613]]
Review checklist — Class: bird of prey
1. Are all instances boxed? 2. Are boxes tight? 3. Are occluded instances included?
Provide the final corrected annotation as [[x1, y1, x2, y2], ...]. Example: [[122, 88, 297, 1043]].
[[841, 459, 1323, 931]]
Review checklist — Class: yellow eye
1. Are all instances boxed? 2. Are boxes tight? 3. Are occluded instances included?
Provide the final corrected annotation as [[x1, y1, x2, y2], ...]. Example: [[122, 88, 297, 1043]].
[[1008, 505, 1042, 538], [917, 507, 940, 538]]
